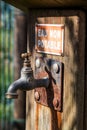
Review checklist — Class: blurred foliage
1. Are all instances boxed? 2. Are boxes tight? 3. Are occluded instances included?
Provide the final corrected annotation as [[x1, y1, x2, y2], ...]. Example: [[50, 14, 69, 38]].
[[0, 1, 15, 129]]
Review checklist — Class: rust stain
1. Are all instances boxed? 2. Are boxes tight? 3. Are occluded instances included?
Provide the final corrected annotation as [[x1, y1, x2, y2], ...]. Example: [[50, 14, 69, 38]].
[[50, 109, 62, 130], [35, 104, 39, 130], [35, 103, 42, 130], [35, 57, 63, 111], [51, 109, 58, 130], [57, 112, 62, 129]]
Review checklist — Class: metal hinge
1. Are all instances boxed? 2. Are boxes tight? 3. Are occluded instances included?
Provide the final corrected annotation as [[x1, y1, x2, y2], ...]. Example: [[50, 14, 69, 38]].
[[34, 57, 63, 111]]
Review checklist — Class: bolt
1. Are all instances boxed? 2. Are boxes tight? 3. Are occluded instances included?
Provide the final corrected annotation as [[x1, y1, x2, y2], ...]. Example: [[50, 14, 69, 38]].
[[53, 99, 59, 108], [35, 58, 41, 68], [34, 91, 40, 101], [52, 63, 60, 73]]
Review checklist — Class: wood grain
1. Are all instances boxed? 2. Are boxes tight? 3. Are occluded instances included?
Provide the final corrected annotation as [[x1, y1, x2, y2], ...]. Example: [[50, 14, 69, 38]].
[[26, 10, 85, 130]]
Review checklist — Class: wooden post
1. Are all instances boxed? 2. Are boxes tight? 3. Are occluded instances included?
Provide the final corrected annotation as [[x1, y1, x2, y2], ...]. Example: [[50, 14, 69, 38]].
[[13, 9, 27, 130], [26, 9, 85, 130]]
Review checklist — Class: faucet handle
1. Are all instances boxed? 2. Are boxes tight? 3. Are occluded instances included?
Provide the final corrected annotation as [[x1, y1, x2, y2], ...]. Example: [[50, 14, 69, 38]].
[[21, 52, 31, 59], [21, 52, 31, 67]]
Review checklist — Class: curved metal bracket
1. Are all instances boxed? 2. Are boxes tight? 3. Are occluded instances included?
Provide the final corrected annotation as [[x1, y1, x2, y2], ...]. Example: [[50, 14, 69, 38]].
[[34, 57, 63, 111]]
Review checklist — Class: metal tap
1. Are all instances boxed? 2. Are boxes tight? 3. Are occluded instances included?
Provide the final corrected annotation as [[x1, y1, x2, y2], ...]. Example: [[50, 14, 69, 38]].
[[5, 53, 49, 99]]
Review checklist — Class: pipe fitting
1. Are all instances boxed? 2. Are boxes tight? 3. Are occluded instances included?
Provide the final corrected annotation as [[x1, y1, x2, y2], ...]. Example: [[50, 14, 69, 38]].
[[6, 53, 49, 99]]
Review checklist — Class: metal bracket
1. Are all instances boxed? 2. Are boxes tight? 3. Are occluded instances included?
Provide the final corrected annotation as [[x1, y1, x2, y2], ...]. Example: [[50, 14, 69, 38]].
[[34, 57, 63, 111]]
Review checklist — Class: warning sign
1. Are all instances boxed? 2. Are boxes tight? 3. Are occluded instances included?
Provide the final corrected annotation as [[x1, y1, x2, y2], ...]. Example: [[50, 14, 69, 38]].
[[35, 24, 64, 55]]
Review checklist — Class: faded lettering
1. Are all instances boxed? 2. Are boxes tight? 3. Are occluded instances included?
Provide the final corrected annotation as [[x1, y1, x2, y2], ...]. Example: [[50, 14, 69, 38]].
[[38, 29, 47, 37], [49, 30, 61, 39], [38, 39, 61, 50], [36, 24, 64, 55]]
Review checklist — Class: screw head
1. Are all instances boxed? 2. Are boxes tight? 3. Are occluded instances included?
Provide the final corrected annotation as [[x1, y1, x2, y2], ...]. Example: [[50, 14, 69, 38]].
[[52, 63, 60, 73], [35, 58, 41, 68], [34, 91, 40, 101]]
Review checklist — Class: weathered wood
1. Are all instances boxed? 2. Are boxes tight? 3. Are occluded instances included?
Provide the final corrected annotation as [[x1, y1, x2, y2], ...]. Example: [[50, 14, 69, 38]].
[[85, 74, 87, 130], [4, 0, 87, 11], [26, 10, 85, 130], [85, 21, 87, 130], [13, 9, 27, 130]]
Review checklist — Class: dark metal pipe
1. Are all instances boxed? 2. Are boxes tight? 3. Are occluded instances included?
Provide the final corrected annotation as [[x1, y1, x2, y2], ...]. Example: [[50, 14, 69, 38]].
[[5, 65, 49, 99], [6, 77, 49, 99], [5, 53, 49, 99]]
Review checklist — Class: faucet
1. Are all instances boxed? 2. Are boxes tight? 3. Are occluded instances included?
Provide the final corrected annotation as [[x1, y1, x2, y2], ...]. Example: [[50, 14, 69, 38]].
[[5, 53, 49, 99]]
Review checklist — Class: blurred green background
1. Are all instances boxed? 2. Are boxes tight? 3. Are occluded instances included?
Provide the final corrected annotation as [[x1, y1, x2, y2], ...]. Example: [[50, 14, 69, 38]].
[[0, 1, 14, 130]]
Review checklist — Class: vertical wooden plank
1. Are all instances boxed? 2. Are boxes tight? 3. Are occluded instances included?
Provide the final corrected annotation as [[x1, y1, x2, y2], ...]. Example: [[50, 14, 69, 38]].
[[85, 73, 87, 130], [84, 14, 87, 130], [13, 9, 27, 130], [26, 9, 85, 130]]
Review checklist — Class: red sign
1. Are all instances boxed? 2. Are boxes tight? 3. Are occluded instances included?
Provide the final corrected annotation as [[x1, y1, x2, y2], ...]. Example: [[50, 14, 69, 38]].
[[35, 24, 64, 55]]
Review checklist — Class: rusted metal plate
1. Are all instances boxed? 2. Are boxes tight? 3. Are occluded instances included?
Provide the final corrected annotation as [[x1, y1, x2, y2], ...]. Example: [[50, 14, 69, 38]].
[[34, 57, 63, 111], [35, 24, 64, 56]]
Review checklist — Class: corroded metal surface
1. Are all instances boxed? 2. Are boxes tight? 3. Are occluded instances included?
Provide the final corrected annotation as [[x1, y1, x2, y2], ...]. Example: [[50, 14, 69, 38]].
[[34, 57, 63, 111]]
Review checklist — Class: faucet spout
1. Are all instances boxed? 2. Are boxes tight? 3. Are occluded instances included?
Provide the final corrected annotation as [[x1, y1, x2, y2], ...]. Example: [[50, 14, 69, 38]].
[[5, 53, 49, 99], [5, 78, 28, 99], [5, 77, 49, 99]]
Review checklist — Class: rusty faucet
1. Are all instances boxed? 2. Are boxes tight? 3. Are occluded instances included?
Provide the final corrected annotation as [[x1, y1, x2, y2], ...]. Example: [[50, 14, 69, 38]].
[[5, 53, 49, 99]]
